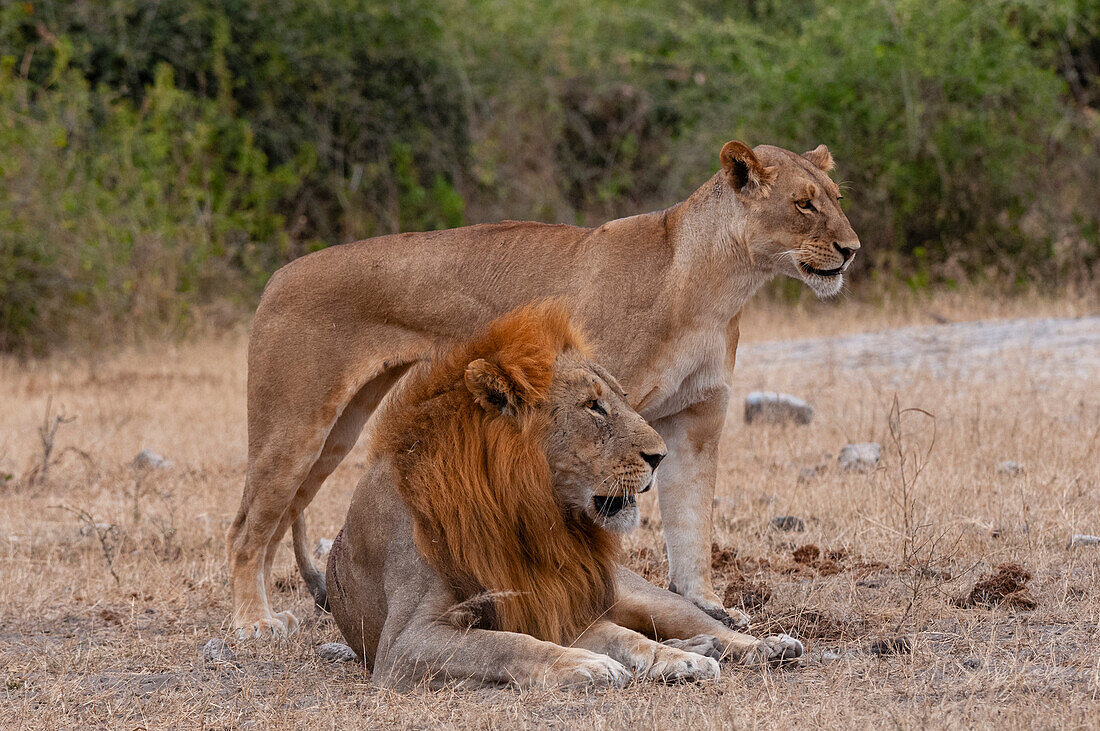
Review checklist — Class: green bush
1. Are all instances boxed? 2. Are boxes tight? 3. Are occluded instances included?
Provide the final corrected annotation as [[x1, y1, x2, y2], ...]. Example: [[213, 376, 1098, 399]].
[[0, 57, 295, 352], [0, 0, 1097, 353]]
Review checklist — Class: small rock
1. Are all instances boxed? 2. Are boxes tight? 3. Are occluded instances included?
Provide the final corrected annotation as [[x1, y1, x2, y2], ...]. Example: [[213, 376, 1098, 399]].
[[202, 638, 236, 664], [810, 650, 843, 665], [317, 642, 358, 662], [744, 392, 813, 426], [132, 448, 171, 470], [996, 460, 1023, 476], [78, 522, 116, 537], [315, 538, 334, 559], [771, 515, 805, 532], [1068, 534, 1100, 548], [797, 467, 817, 484], [837, 443, 881, 472], [962, 657, 982, 670]]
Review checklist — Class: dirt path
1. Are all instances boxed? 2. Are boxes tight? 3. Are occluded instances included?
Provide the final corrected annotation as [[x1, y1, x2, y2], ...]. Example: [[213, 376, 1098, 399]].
[[741, 315, 1100, 380]]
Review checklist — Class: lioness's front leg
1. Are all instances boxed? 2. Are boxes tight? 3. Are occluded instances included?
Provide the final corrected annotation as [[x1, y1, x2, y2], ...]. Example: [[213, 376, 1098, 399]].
[[612, 566, 803, 666], [574, 620, 719, 682], [652, 393, 748, 626]]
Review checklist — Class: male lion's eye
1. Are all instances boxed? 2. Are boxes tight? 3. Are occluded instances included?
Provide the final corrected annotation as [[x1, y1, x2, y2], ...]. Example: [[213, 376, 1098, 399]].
[[585, 399, 607, 416], [796, 199, 816, 212]]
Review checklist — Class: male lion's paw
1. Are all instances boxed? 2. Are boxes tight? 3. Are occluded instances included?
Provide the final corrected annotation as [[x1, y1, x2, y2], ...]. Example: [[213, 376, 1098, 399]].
[[233, 610, 300, 641], [551, 650, 632, 689], [647, 647, 721, 683], [740, 634, 803, 667], [662, 634, 724, 661]]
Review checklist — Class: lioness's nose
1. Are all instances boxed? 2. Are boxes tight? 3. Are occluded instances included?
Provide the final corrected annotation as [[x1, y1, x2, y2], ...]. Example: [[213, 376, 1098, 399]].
[[833, 241, 859, 261], [642, 451, 665, 470]]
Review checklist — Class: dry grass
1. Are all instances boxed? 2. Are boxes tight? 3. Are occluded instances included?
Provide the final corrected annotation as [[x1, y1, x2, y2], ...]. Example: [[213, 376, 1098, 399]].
[[1, 295, 1098, 729]]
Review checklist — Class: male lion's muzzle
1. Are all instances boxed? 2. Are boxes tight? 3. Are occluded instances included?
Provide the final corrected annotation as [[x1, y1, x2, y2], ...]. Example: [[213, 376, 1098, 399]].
[[593, 494, 636, 518]]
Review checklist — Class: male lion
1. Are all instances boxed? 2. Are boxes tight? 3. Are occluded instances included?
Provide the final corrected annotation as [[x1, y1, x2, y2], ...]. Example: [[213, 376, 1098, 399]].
[[229, 140, 860, 638], [324, 302, 801, 687]]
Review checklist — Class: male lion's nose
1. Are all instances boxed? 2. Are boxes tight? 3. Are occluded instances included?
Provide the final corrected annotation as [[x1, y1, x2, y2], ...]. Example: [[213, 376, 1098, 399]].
[[641, 451, 665, 470]]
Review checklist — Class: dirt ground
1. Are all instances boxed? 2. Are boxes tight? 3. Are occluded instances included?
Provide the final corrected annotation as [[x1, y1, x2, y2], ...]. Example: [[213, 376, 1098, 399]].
[[1, 293, 1098, 729]]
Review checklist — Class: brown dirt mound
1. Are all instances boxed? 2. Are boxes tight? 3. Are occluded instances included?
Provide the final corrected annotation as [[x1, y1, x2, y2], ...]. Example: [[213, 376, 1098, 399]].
[[792, 544, 821, 564], [957, 562, 1038, 609], [722, 576, 773, 613], [786, 544, 846, 575], [757, 608, 863, 641], [711, 542, 739, 575]]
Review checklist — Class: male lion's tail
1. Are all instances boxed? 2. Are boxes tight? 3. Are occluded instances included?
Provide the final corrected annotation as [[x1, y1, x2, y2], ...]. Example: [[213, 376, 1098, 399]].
[[292, 513, 329, 611]]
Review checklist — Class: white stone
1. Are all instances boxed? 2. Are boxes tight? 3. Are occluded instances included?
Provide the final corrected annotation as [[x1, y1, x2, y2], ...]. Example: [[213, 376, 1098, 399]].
[[317, 642, 358, 662], [132, 448, 171, 470], [996, 460, 1023, 476], [838, 442, 881, 472], [744, 392, 813, 425], [202, 638, 236, 664]]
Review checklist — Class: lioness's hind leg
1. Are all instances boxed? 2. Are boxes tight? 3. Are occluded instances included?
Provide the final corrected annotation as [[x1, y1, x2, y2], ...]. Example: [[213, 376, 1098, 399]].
[[229, 382, 359, 639], [276, 365, 412, 607]]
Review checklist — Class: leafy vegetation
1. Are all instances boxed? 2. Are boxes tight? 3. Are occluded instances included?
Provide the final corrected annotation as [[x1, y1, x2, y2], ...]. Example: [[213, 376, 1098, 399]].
[[1, 0, 1097, 352]]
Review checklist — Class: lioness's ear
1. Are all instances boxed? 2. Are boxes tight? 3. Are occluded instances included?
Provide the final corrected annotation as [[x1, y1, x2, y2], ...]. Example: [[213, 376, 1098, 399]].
[[720, 140, 776, 197], [802, 144, 835, 172], [465, 358, 517, 414]]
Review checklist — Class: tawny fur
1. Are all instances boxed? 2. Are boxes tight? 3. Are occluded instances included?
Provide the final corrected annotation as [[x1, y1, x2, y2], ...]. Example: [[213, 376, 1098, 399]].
[[228, 139, 860, 638]]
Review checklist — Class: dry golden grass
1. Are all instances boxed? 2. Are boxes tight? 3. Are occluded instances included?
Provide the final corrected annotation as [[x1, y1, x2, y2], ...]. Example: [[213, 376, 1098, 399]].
[[1, 295, 1098, 729]]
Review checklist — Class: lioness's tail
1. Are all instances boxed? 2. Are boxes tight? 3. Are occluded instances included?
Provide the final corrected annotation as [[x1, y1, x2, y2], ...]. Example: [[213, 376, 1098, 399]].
[[292, 513, 329, 611]]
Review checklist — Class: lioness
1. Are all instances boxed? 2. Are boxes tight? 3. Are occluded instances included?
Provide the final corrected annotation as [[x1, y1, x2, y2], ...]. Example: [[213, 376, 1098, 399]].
[[229, 140, 859, 638], [325, 302, 800, 687]]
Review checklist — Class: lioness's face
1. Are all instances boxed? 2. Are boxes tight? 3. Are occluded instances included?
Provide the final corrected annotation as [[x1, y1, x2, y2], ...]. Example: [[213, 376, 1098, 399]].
[[722, 141, 861, 298], [541, 350, 666, 533]]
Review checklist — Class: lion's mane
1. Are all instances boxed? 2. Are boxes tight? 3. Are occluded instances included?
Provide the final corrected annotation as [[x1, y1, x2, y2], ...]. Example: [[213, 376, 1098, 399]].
[[373, 302, 619, 644]]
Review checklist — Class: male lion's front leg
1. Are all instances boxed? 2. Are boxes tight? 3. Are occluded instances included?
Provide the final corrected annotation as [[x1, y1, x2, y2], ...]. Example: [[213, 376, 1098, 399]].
[[378, 616, 633, 690], [652, 393, 750, 628], [574, 620, 719, 682], [612, 566, 803, 666]]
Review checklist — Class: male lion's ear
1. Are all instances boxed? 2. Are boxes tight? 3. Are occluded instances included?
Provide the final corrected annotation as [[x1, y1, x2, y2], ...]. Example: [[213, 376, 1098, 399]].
[[465, 358, 517, 414], [720, 141, 776, 197], [802, 144, 835, 173], [587, 360, 626, 399]]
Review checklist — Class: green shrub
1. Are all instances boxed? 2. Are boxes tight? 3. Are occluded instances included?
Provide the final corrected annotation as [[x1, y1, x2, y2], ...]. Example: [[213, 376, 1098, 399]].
[[0, 0, 1097, 353]]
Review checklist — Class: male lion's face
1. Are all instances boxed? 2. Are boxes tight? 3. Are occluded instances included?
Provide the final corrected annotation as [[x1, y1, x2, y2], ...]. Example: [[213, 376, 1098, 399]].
[[540, 350, 667, 533], [721, 141, 861, 298]]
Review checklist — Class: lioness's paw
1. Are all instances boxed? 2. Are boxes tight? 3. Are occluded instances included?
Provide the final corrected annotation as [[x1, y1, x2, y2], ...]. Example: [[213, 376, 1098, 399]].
[[686, 592, 751, 631], [740, 634, 803, 667], [721, 608, 752, 631], [233, 610, 300, 641], [648, 647, 721, 683], [662, 634, 724, 660], [551, 651, 632, 689]]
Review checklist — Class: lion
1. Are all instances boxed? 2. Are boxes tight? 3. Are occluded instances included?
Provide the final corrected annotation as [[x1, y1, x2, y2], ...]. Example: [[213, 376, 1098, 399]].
[[228, 140, 860, 638], [322, 302, 801, 688]]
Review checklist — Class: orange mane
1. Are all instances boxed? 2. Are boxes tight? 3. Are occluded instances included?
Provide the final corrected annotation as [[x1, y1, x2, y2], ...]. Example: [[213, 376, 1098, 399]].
[[374, 301, 619, 645]]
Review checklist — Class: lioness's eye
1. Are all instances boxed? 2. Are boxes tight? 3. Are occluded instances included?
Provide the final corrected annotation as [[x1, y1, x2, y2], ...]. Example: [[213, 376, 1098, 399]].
[[796, 199, 816, 212], [585, 399, 607, 416]]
